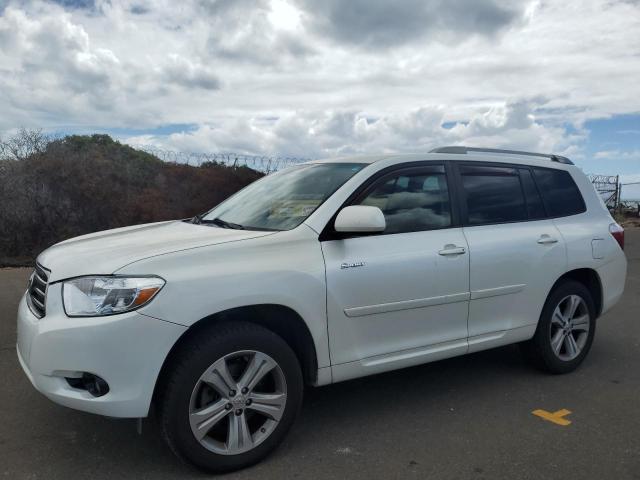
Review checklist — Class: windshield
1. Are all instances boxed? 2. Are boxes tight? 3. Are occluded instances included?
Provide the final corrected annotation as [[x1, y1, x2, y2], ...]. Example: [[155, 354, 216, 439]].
[[200, 163, 365, 231]]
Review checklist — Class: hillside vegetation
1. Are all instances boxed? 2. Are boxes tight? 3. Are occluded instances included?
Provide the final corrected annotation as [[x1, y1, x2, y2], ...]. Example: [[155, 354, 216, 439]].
[[0, 131, 262, 265]]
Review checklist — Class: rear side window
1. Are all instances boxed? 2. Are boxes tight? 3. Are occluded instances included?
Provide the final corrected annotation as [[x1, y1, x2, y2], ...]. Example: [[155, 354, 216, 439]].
[[532, 168, 586, 217], [357, 165, 451, 234], [460, 165, 527, 225], [519, 169, 546, 219]]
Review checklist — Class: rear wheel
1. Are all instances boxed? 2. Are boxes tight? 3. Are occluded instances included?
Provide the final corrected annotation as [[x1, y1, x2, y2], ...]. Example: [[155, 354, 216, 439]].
[[521, 280, 596, 374], [158, 322, 303, 472]]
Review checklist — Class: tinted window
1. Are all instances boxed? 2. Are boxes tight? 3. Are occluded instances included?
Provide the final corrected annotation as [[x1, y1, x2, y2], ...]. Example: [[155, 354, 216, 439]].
[[357, 166, 451, 234], [460, 165, 527, 225], [533, 168, 586, 217], [519, 169, 546, 219]]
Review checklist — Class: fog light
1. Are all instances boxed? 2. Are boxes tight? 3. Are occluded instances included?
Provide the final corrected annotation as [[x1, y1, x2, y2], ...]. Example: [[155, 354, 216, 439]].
[[66, 373, 110, 397]]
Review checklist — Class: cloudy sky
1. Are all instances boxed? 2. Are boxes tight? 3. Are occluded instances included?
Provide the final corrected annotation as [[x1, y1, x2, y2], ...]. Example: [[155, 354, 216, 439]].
[[1, 0, 639, 195]]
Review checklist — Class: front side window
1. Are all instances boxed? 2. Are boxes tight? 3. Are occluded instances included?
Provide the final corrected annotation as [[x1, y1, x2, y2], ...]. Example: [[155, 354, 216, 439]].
[[460, 165, 527, 225], [202, 163, 364, 231], [532, 168, 586, 217], [356, 165, 452, 234]]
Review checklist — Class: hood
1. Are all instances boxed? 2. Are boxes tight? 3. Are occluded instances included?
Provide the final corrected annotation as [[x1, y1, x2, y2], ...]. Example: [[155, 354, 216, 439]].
[[38, 220, 276, 282]]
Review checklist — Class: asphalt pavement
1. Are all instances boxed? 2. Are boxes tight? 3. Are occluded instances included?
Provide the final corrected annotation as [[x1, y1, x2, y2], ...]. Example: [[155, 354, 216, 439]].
[[1, 231, 639, 479]]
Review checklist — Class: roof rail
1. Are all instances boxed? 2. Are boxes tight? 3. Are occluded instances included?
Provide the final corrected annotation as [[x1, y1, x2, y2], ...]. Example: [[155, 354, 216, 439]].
[[429, 146, 574, 165]]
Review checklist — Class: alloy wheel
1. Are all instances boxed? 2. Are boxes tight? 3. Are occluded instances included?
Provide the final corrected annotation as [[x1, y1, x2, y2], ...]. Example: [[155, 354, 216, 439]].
[[549, 294, 590, 361], [188, 350, 287, 455]]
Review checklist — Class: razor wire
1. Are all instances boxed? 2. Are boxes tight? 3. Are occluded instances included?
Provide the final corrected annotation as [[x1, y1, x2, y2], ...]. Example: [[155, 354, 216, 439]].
[[132, 145, 308, 173]]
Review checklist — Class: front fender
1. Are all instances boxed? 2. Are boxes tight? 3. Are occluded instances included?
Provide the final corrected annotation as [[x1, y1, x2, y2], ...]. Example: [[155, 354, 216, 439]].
[[117, 226, 330, 368]]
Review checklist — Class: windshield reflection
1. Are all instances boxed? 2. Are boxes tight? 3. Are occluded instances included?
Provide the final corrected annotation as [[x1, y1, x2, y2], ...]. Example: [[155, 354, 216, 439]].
[[201, 163, 364, 231]]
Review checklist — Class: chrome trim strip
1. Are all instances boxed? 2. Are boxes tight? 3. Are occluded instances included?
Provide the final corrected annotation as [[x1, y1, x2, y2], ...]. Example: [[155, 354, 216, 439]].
[[30, 295, 44, 310], [26, 294, 44, 318], [343, 284, 525, 318], [470, 284, 526, 300], [344, 292, 470, 318], [27, 262, 50, 318]]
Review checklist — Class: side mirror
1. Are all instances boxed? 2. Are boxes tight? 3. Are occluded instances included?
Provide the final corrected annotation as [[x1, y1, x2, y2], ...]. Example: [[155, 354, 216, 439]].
[[334, 205, 386, 233]]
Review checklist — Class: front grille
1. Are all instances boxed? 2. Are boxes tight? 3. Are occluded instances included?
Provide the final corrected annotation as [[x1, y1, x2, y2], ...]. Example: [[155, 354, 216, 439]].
[[27, 263, 50, 318]]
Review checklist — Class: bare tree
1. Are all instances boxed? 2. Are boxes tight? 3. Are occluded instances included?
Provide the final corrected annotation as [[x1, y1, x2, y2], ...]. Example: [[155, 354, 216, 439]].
[[0, 128, 50, 161]]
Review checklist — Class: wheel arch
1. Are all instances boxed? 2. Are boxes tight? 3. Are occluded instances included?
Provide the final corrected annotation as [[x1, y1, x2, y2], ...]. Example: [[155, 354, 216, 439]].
[[153, 304, 319, 407], [549, 268, 603, 317]]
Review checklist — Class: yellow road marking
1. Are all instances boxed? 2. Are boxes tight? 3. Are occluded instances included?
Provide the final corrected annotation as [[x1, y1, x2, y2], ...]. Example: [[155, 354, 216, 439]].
[[532, 408, 572, 426]]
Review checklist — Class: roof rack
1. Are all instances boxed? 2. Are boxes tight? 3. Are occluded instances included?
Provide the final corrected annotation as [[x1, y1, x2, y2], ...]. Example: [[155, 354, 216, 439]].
[[429, 146, 573, 165]]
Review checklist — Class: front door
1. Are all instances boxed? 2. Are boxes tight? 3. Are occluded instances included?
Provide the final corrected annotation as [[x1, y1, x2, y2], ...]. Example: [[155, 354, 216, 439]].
[[321, 164, 470, 381]]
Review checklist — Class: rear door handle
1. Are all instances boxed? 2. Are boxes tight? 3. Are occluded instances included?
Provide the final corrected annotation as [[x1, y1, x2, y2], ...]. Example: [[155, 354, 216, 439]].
[[537, 234, 558, 245], [438, 244, 466, 256]]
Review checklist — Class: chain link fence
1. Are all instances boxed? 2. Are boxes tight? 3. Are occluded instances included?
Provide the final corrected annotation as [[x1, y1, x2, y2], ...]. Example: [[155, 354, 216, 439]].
[[588, 174, 620, 209], [588, 174, 640, 216]]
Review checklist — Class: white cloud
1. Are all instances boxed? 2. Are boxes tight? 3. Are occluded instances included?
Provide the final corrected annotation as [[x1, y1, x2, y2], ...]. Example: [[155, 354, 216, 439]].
[[293, 0, 527, 49], [595, 150, 640, 161], [161, 54, 221, 90], [619, 173, 640, 200], [268, 0, 303, 31], [0, 0, 638, 163], [127, 99, 574, 159]]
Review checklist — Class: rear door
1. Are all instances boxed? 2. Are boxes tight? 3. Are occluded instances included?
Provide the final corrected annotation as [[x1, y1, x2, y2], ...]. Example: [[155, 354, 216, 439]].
[[453, 163, 567, 351]]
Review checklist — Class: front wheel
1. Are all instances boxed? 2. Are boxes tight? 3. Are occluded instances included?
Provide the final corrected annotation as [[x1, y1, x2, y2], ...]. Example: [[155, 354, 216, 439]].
[[158, 322, 303, 472], [521, 280, 596, 374]]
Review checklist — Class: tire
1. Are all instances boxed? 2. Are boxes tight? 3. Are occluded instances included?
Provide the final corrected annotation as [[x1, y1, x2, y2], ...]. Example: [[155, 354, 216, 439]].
[[157, 321, 303, 473], [521, 280, 596, 374]]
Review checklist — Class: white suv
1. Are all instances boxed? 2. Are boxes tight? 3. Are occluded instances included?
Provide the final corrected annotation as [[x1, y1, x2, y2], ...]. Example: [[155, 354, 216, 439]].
[[17, 147, 627, 472]]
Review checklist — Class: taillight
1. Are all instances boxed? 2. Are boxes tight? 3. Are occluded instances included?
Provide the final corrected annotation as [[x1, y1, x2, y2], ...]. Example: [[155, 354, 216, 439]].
[[609, 223, 624, 250]]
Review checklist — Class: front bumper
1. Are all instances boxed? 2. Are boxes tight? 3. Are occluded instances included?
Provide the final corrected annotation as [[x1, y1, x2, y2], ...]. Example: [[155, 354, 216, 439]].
[[16, 285, 186, 418]]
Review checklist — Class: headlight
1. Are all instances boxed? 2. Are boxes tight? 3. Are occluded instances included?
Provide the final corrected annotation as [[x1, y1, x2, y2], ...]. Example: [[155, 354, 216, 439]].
[[62, 276, 165, 317]]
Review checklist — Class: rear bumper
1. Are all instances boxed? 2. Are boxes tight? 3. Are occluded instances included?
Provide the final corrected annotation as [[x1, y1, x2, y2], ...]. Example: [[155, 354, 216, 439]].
[[16, 288, 186, 418], [597, 252, 627, 315]]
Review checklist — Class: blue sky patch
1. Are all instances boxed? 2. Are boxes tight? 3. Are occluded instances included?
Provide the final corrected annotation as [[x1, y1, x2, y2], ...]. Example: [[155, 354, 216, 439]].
[[51, 123, 199, 139], [49, 0, 97, 9], [577, 114, 640, 179]]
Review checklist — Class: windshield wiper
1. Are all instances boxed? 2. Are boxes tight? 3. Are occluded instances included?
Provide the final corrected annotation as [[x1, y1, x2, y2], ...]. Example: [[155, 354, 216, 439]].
[[194, 215, 280, 231], [199, 217, 246, 230]]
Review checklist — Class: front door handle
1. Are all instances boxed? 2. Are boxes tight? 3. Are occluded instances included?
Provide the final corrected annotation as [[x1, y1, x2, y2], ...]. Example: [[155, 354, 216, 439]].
[[438, 244, 466, 256], [537, 234, 558, 245]]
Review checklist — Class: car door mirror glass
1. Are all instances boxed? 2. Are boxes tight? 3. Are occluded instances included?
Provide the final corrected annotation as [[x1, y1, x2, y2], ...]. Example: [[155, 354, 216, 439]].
[[334, 206, 386, 233]]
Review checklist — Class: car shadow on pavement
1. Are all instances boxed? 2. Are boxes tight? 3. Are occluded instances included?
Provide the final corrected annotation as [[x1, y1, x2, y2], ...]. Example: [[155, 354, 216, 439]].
[[4, 344, 530, 478]]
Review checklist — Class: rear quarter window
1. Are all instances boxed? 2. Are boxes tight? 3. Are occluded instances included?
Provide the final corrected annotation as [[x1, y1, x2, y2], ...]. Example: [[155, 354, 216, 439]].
[[532, 168, 586, 217]]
